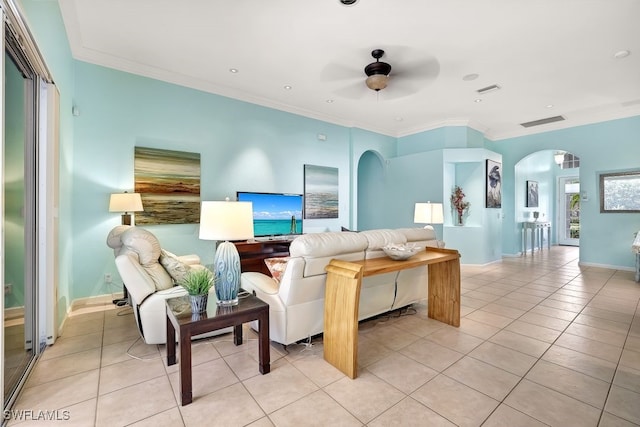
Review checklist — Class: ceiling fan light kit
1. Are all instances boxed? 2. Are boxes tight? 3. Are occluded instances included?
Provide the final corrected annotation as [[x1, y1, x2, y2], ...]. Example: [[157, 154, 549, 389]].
[[364, 49, 392, 91], [366, 74, 389, 91]]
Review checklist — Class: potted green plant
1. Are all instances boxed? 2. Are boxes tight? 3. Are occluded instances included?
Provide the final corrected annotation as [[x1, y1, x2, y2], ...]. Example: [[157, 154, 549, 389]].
[[180, 268, 214, 313]]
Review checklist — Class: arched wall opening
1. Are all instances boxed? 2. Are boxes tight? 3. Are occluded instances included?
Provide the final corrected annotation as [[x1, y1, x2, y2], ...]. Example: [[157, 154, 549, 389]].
[[356, 150, 386, 231], [513, 149, 580, 253]]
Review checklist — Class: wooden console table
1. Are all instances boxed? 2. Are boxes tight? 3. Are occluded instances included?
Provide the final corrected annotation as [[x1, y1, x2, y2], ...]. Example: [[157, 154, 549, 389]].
[[323, 247, 461, 379]]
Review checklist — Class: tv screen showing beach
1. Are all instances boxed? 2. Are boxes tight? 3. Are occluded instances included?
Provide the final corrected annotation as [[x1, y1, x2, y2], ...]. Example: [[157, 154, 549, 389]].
[[237, 192, 303, 236]]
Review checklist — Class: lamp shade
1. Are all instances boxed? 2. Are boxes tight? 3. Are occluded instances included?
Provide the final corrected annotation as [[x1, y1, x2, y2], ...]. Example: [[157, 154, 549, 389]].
[[199, 201, 254, 241], [109, 192, 143, 213], [554, 152, 565, 165], [414, 202, 444, 224]]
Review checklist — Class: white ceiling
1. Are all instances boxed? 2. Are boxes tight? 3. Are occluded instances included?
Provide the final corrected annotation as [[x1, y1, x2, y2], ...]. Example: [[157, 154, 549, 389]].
[[58, 0, 640, 140]]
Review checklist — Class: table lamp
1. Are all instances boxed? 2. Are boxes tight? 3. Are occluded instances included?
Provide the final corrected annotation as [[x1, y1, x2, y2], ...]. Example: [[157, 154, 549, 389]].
[[199, 200, 254, 306], [109, 192, 143, 225], [414, 201, 444, 240]]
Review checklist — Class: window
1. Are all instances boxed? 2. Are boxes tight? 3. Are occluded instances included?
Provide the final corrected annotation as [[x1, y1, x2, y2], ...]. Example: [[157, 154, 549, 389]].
[[558, 153, 580, 169], [599, 170, 640, 212]]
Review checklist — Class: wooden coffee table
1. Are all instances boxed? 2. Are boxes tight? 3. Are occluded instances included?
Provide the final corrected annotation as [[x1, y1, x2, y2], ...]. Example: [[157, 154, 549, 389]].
[[165, 294, 270, 405]]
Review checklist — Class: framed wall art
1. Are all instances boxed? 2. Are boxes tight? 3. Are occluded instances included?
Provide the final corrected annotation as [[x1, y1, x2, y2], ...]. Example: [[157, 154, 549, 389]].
[[486, 159, 502, 208], [526, 180, 539, 208], [134, 147, 201, 224], [303, 164, 339, 219]]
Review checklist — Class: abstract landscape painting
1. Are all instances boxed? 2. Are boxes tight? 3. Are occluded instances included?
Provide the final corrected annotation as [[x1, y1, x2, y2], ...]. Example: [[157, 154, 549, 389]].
[[134, 147, 201, 224], [304, 164, 339, 219]]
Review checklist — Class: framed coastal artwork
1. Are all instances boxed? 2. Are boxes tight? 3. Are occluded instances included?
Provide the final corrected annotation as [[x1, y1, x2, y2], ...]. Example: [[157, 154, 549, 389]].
[[134, 147, 201, 224], [303, 164, 339, 219], [486, 159, 502, 208], [526, 180, 539, 208]]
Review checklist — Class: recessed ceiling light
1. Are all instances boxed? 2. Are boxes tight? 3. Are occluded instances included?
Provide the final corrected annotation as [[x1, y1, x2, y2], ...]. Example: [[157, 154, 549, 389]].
[[474, 98, 482, 103], [546, 104, 554, 108], [326, 99, 334, 103], [229, 68, 238, 73], [462, 73, 479, 81], [395, 117, 404, 122], [284, 85, 292, 90], [614, 50, 631, 59]]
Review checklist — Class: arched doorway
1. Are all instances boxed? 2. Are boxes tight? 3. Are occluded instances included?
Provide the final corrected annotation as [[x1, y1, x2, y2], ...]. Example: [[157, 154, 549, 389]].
[[514, 150, 580, 252]]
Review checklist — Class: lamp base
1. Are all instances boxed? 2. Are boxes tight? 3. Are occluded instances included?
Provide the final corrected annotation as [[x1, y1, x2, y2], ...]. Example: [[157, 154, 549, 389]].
[[121, 213, 132, 226], [213, 241, 241, 306]]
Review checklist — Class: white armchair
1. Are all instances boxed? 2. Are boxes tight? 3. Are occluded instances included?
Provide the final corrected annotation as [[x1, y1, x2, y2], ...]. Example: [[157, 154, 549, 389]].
[[106, 225, 231, 344]]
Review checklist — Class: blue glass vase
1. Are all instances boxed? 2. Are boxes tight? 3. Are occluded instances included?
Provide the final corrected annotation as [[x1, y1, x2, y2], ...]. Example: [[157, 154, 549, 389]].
[[213, 241, 241, 305]]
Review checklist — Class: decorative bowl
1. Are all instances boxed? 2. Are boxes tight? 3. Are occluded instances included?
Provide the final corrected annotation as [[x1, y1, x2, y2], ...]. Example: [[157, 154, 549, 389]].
[[382, 243, 420, 261]]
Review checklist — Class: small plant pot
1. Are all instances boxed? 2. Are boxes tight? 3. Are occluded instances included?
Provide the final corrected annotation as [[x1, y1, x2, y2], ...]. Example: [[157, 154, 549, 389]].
[[189, 294, 209, 314]]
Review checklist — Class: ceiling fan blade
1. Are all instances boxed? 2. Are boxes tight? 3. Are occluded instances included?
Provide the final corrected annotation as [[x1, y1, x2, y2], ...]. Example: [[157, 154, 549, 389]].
[[320, 62, 362, 82], [392, 56, 441, 82]]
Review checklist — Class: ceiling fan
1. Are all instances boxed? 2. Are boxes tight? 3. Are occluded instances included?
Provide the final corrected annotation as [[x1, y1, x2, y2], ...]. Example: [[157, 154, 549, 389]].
[[364, 49, 392, 92], [321, 46, 440, 100]]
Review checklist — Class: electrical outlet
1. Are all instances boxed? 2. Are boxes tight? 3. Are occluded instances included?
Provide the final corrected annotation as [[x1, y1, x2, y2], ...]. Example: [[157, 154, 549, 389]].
[[4, 283, 12, 295], [104, 274, 112, 284]]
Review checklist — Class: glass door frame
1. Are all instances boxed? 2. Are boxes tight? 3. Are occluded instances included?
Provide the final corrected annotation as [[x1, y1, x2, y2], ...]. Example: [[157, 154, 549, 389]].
[[2, 0, 54, 410], [557, 176, 580, 246]]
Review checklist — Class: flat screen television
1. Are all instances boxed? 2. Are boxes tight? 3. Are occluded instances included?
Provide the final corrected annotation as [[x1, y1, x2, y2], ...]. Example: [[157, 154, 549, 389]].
[[236, 191, 303, 237]]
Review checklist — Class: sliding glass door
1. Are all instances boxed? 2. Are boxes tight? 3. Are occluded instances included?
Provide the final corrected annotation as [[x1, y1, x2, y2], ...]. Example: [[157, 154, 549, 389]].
[[3, 28, 39, 411]]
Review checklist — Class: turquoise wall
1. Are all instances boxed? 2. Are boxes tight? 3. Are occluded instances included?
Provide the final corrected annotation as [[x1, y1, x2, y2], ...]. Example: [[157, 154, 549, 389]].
[[72, 61, 359, 299], [488, 116, 640, 268]]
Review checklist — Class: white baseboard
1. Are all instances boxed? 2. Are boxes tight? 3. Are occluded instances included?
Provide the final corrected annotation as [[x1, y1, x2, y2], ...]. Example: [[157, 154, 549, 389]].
[[577, 261, 635, 272]]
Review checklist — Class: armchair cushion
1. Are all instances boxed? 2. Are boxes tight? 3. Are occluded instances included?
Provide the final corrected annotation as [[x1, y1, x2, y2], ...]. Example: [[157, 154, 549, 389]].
[[111, 226, 173, 291], [160, 249, 193, 285]]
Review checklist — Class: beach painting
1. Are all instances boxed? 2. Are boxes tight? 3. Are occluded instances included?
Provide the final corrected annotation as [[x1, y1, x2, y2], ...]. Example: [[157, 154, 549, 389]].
[[134, 147, 201, 224], [304, 164, 339, 219]]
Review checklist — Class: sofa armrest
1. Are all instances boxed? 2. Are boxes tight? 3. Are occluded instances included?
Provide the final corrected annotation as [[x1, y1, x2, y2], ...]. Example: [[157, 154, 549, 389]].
[[241, 272, 279, 295], [177, 254, 201, 265]]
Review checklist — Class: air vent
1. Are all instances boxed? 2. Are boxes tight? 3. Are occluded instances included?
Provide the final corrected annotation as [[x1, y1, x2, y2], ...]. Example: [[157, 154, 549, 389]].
[[520, 115, 566, 128], [476, 84, 501, 94]]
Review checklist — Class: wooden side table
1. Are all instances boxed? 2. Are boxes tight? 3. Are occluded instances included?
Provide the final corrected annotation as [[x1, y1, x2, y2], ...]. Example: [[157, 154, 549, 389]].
[[166, 294, 270, 405]]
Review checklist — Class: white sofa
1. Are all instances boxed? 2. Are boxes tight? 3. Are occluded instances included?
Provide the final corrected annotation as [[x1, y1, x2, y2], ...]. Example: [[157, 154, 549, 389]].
[[240, 227, 443, 346], [107, 225, 231, 344]]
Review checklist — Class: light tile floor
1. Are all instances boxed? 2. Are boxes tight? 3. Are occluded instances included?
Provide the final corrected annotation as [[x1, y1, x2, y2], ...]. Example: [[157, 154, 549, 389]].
[[7, 246, 640, 426]]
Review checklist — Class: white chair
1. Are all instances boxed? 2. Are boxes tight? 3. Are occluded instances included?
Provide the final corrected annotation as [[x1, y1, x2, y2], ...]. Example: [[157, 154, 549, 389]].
[[106, 225, 231, 344]]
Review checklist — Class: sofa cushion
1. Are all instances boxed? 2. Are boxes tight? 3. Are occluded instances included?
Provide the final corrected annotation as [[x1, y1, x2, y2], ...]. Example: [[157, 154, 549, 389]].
[[160, 249, 193, 285], [264, 257, 289, 283], [289, 232, 368, 258], [396, 227, 437, 242], [359, 229, 407, 250]]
